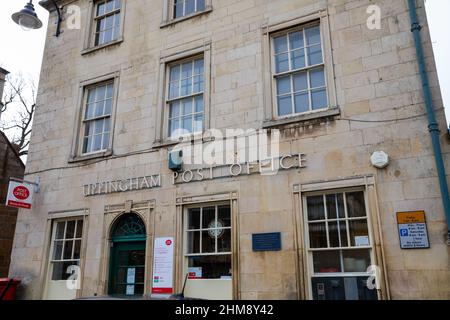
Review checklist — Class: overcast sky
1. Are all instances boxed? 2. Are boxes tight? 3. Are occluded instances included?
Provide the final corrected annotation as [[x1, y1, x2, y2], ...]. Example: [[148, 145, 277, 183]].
[[0, 1, 449, 123]]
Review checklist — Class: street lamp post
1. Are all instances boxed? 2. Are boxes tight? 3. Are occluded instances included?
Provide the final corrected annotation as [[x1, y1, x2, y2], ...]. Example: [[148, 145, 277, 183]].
[[11, 1, 43, 30]]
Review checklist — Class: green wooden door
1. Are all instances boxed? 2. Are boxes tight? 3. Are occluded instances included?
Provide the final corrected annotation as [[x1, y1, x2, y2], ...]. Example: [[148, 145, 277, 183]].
[[108, 241, 146, 296]]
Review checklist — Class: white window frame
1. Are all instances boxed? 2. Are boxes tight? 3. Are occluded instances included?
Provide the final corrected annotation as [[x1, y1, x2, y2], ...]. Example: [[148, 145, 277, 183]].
[[82, 0, 126, 54], [161, 0, 212, 27], [48, 218, 85, 281], [303, 187, 378, 300], [70, 71, 120, 162], [271, 22, 327, 117], [81, 81, 114, 155], [154, 42, 211, 147], [183, 203, 232, 277], [166, 55, 205, 140], [261, 12, 338, 127], [93, 0, 122, 47]]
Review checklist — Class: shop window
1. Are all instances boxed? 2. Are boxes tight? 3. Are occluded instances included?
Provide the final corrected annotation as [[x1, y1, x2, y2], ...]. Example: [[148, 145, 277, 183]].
[[50, 219, 84, 281], [305, 190, 377, 300], [185, 204, 232, 279]]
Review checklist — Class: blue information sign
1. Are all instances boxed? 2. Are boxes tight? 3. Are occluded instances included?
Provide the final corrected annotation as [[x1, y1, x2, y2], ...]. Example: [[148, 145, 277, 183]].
[[252, 232, 282, 251]]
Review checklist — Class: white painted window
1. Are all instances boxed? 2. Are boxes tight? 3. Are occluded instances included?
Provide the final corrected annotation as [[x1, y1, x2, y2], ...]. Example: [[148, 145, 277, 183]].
[[50, 219, 84, 281], [184, 204, 231, 279], [272, 23, 328, 117], [167, 57, 204, 138], [304, 190, 378, 300], [173, 0, 206, 19], [94, 0, 121, 46], [82, 82, 113, 154]]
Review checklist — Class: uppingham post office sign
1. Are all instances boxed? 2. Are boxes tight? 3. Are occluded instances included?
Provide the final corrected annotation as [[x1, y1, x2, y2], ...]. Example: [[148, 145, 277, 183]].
[[397, 211, 430, 249], [6, 179, 36, 209]]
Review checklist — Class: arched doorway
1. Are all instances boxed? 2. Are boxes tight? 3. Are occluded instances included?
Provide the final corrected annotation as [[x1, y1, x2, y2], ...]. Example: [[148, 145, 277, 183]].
[[108, 213, 146, 297]]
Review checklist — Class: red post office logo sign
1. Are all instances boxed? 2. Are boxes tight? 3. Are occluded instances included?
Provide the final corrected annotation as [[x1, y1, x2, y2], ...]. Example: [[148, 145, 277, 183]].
[[6, 181, 34, 209]]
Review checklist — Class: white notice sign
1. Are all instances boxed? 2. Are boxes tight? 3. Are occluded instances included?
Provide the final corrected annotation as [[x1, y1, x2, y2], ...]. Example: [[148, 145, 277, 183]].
[[151, 237, 174, 295]]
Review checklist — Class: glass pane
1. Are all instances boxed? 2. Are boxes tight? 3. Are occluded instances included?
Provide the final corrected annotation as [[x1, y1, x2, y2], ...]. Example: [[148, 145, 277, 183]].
[[51, 261, 79, 281], [104, 98, 112, 115], [182, 116, 192, 133], [73, 240, 81, 260], [195, 95, 204, 112], [275, 53, 289, 73], [310, 68, 325, 88], [104, 28, 113, 43], [66, 220, 76, 239], [193, 114, 203, 133], [174, 1, 183, 18], [291, 49, 306, 69], [97, 2, 105, 16], [201, 231, 216, 253], [106, 0, 114, 13], [94, 119, 104, 134], [180, 78, 192, 96], [277, 76, 291, 95], [294, 92, 309, 113], [308, 45, 323, 65], [114, 0, 121, 10], [97, 85, 106, 102], [311, 89, 327, 110], [328, 221, 339, 248], [85, 104, 94, 120], [170, 65, 181, 81], [93, 134, 103, 151], [289, 31, 304, 49], [181, 61, 193, 79], [187, 255, 231, 279], [187, 231, 200, 254], [306, 26, 321, 45], [326, 194, 345, 219], [105, 14, 114, 29], [170, 101, 181, 118], [194, 58, 204, 75], [83, 137, 92, 154], [94, 101, 104, 117], [349, 220, 369, 247], [307, 195, 325, 221], [343, 249, 371, 272], [309, 222, 327, 248], [346, 192, 366, 218], [197, 0, 205, 11], [193, 75, 204, 93], [202, 207, 215, 229], [188, 208, 201, 229], [169, 82, 180, 99], [293, 72, 307, 92], [104, 119, 111, 133], [55, 222, 65, 240], [218, 205, 231, 227], [217, 229, 231, 252], [53, 241, 63, 260], [106, 83, 114, 99], [183, 98, 193, 114], [169, 119, 180, 137], [274, 35, 288, 53], [76, 220, 83, 238], [185, 0, 195, 15], [313, 250, 341, 273], [63, 240, 74, 260], [277, 95, 292, 116]]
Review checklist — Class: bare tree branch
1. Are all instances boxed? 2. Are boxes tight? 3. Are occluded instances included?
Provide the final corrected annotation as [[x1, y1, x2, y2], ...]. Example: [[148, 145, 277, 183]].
[[1, 74, 36, 157]]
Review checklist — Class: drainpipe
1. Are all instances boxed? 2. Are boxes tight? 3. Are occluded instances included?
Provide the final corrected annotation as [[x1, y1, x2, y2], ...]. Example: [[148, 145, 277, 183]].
[[407, 0, 450, 242]]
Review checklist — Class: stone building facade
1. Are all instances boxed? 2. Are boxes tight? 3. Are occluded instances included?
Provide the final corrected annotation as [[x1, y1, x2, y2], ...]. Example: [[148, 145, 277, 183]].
[[9, 0, 450, 299], [0, 131, 25, 277]]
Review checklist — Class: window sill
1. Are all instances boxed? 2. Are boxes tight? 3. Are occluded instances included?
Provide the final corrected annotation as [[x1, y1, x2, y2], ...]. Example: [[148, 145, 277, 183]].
[[160, 7, 212, 28], [262, 107, 340, 129], [68, 150, 113, 163], [153, 133, 214, 149], [81, 38, 124, 56]]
